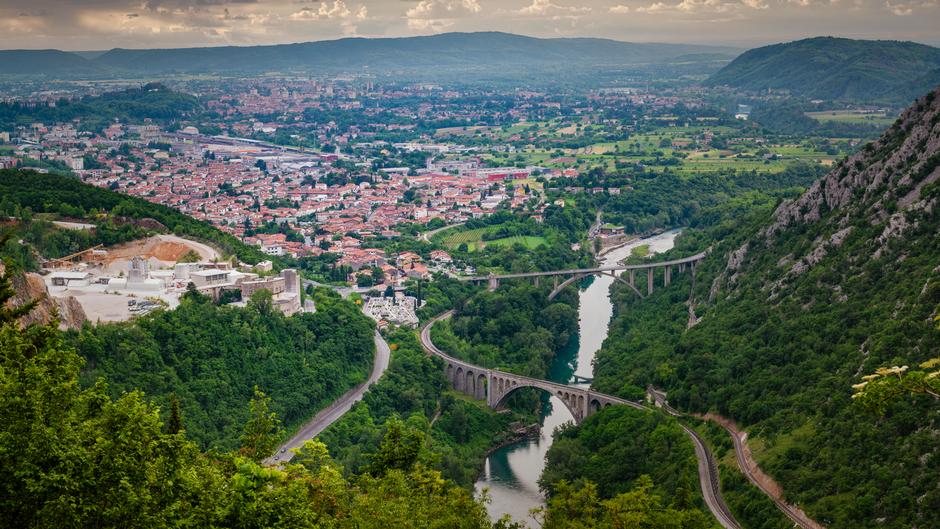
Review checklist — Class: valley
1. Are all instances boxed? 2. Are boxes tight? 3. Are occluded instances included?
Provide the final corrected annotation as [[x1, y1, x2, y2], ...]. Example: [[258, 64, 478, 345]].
[[1, 26, 939, 529]]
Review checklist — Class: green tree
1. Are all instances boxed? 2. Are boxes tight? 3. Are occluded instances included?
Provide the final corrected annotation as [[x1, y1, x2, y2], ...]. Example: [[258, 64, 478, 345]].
[[240, 386, 282, 462], [167, 394, 183, 435], [366, 417, 425, 476]]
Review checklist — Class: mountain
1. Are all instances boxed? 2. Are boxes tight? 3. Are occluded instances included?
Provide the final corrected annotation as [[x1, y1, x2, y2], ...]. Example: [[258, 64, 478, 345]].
[[0, 33, 739, 78], [0, 49, 101, 76], [707, 37, 940, 102], [594, 85, 940, 527]]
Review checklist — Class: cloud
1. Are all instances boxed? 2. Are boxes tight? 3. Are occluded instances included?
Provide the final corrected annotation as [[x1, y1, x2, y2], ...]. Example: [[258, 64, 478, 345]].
[[635, 0, 765, 15], [608, 4, 631, 13], [289, 1, 367, 21], [405, 0, 482, 31], [516, 0, 592, 16], [884, 0, 936, 14]]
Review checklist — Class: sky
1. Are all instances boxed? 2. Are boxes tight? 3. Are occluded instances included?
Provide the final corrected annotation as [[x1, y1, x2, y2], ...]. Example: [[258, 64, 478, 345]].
[[0, 0, 937, 51]]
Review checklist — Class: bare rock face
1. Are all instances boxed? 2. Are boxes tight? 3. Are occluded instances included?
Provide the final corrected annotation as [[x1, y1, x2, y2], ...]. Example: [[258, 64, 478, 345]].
[[2, 262, 87, 330], [765, 88, 940, 244]]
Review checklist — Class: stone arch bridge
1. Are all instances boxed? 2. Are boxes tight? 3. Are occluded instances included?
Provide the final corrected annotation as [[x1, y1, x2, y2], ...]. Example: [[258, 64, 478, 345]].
[[419, 311, 743, 529], [420, 312, 645, 424], [464, 251, 707, 301]]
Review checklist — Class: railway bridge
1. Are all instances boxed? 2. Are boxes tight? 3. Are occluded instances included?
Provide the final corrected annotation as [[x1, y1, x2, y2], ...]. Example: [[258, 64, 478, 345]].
[[464, 251, 707, 300], [421, 312, 645, 424]]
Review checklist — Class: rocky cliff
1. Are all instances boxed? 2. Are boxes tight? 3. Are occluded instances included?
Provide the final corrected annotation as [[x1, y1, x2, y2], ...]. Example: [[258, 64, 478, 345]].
[[0, 261, 86, 330]]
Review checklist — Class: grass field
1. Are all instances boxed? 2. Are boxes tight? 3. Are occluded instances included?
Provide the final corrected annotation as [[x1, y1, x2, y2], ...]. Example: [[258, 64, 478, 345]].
[[440, 227, 546, 252], [472, 122, 847, 175], [805, 110, 896, 126], [485, 236, 546, 250]]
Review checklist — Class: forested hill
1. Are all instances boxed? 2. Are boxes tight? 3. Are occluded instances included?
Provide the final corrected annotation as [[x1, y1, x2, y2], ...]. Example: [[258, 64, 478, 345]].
[[1, 32, 738, 77], [595, 86, 940, 527], [0, 170, 266, 266], [706, 37, 940, 102], [0, 83, 199, 132], [0, 49, 102, 76]]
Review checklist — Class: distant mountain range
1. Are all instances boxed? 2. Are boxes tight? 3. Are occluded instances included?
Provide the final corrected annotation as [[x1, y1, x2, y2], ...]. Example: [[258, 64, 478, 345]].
[[0, 32, 739, 78], [707, 36, 940, 102]]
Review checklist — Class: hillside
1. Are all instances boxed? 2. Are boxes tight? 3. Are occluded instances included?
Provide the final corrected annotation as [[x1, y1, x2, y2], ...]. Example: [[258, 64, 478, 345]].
[[707, 37, 940, 102], [0, 169, 266, 266], [594, 86, 940, 528], [0, 49, 100, 76], [0, 83, 200, 132], [0, 32, 738, 78], [71, 290, 375, 450]]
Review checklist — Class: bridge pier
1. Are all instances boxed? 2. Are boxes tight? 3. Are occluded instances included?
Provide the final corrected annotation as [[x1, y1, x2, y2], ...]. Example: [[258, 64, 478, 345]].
[[647, 268, 654, 296], [533, 276, 539, 287], [664, 266, 671, 287], [488, 275, 499, 291], [629, 270, 635, 286]]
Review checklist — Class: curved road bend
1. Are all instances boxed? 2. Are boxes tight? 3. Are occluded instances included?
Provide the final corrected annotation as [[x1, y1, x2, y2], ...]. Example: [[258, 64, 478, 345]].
[[420, 312, 740, 529], [420, 222, 465, 242], [267, 330, 391, 465], [721, 423, 825, 529]]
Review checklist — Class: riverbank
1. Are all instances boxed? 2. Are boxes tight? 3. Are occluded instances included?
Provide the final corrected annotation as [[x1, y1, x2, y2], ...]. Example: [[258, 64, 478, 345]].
[[475, 230, 682, 525]]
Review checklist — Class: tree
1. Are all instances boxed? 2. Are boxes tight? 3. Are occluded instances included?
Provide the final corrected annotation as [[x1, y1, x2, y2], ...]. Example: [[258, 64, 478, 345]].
[[248, 289, 274, 316], [240, 386, 282, 462], [852, 357, 940, 414], [167, 394, 183, 434], [366, 417, 425, 476], [176, 249, 201, 263]]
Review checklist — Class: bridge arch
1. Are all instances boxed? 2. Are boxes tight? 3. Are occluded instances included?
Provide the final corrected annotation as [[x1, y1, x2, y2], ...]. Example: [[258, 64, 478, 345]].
[[492, 378, 586, 424], [547, 270, 645, 301]]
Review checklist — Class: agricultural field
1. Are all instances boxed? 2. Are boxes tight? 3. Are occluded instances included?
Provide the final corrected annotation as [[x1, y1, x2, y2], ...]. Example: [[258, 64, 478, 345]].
[[438, 226, 546, 252], [439, 227, 490, 250], [485, 235, 546, 250], [805, 109, 897, 126]]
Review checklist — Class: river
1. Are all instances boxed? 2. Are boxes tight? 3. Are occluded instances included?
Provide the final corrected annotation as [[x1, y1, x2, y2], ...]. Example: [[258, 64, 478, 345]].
[[474, 229, 681, 526]]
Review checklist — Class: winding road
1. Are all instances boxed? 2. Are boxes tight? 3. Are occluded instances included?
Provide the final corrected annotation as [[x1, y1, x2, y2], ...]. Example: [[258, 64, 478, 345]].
[[419, 312, 741, 529], [266, 330, 391, 465], [721, 421, 825, 529], [420, 222, 464, 242]]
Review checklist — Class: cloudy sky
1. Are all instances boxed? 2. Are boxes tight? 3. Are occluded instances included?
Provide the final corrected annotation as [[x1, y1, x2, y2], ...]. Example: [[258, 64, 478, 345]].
[[1, 0, 937, 51]]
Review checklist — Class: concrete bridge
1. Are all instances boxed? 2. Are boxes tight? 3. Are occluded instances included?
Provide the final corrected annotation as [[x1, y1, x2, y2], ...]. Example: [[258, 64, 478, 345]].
[[420, 312, 645, 424], [465, 251, 707, 300]]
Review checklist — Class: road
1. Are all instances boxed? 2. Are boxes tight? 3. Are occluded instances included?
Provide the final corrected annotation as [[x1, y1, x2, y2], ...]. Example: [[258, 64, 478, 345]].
[[683, 425, 742, 529], [420, 312, 740, 529], [720, 421, 825, 529], [420, 222, 464, 242], [266, 329, 391, 465]]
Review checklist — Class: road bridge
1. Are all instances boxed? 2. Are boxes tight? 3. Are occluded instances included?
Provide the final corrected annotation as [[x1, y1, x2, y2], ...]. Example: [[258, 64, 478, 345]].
[[464, 251, 707, 300]]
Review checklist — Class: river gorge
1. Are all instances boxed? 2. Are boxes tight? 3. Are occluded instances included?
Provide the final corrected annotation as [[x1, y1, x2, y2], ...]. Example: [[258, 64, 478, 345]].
[[474, 229, 681, 526]]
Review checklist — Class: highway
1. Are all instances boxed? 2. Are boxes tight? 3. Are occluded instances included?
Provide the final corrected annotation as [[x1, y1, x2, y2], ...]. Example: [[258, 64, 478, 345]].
[[267, 329, 391, 465], [419, 311, 740, 529]]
